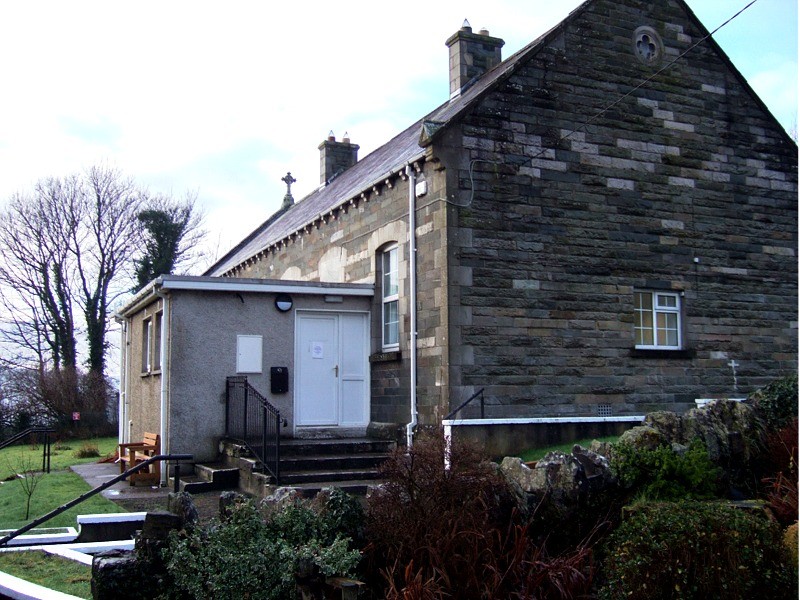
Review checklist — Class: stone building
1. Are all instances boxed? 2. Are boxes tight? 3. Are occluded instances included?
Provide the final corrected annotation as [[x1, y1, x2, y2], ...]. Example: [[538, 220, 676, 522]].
[[120, 0, 797, 460]]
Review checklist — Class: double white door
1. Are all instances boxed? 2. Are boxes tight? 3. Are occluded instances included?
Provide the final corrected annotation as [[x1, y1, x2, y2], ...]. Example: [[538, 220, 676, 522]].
[[295, 312, 369, 429]]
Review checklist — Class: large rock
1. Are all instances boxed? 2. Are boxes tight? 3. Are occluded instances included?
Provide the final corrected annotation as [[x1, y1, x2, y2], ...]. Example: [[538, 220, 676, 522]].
[[167, 491, 199, 530], [617, 425, 666, 452], [644, 399, 766, 467], [499, 446, 617, 524]]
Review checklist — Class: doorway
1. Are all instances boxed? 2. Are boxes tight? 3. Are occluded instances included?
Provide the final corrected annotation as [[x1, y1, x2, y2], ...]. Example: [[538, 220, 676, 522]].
[[294, 311, 369, 432]]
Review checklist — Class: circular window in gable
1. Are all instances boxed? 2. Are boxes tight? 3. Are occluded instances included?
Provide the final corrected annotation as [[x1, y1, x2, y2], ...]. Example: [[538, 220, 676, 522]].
[[633, 26, 664, 66]]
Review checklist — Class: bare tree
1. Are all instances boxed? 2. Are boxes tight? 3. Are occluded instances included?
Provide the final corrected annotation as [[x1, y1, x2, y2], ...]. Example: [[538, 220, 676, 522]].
[[0, 165, 205, 426], [0, 178, 80, 371], [10, 455, 45, 520]]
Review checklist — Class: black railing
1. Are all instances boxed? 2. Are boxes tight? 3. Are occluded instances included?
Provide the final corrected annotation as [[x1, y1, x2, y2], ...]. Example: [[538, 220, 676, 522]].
[[0, 427, 55, 473], [444, 388, 486, 420], [226, 376, 281, 483], [0, 453, 193, 547]]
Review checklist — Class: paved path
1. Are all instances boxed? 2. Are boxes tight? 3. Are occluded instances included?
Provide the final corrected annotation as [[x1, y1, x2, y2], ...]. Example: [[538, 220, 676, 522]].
[[70, 461, 171, 502]]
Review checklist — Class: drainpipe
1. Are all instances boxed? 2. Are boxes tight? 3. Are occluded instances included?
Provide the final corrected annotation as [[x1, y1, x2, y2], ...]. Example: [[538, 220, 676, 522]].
[[116, 319, 127, 444], [406, 164, 418, 448], [155, 288, 170, 486]]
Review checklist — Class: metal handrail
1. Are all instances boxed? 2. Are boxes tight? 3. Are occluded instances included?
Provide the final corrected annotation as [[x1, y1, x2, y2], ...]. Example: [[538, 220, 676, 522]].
[[444, 388, 486, 420], [226, 376, 281, 483], [0, 427, 55, 473], [0, 453, 193, 547]]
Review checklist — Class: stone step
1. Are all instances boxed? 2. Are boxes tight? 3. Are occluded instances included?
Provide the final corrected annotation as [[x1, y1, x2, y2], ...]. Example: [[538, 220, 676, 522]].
[[280, 452, 388, 473], [278, 438, 396, 457], [172, 462, 240, 493], [279, 467, 382, 485], [219, 436, 395, 492], [279, 479, 381, 498]]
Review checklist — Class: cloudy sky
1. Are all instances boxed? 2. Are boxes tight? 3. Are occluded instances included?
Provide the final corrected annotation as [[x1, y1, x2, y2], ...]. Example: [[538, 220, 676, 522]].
[[0, 0, 796, 273]]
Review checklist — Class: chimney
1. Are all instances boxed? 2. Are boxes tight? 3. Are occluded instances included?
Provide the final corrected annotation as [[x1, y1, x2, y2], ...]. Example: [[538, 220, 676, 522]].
[[318, 131, 359, 185], [445, 19, 504, 99]]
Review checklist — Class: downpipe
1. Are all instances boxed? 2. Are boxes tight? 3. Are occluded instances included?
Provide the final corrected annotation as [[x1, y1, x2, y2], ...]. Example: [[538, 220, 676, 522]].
[[406, 164, 418, 448]]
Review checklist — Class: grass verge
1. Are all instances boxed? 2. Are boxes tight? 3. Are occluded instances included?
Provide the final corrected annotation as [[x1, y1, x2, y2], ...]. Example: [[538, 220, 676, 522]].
[[0, 550, 91, 599]]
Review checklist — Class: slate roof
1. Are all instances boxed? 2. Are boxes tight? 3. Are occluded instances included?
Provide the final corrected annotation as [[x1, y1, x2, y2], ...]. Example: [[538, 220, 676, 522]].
[[206, 0, 777, 277]]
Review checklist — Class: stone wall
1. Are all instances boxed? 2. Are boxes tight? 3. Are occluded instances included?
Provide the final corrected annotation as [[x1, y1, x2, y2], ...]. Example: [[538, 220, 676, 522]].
[[441, 0, 797, 417]]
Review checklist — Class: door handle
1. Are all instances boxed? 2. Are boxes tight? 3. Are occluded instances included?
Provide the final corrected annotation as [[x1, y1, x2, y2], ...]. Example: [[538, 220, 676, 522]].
[[334, 365, 339, 377]]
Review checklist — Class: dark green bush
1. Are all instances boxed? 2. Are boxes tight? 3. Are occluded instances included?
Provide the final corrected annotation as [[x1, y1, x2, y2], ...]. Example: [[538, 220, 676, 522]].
[[162, 493, 361, 600], [612, 438, 723, 501], [750, 374, 799, 429], [599, 501, 795, 600]]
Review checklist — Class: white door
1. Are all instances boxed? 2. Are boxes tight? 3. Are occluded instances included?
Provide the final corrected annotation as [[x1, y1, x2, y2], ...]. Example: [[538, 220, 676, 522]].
[[295, 312, 369, 429]]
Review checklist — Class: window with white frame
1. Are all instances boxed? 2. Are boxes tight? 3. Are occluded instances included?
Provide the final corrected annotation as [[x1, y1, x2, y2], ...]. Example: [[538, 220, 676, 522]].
[[141, 318, 152, 373], [634, 290, 682, 349], [382, 246, 399, 349], [152, 312, 163, 372]]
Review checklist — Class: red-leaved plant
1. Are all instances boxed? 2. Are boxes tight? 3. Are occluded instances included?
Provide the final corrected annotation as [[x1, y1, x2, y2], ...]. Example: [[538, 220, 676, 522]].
[[365, 431, 597, 599]]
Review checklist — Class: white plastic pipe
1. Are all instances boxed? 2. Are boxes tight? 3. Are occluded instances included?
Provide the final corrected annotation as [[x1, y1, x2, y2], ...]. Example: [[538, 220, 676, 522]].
[[155, 289, 170, 486], [406, 164, 418, 448]]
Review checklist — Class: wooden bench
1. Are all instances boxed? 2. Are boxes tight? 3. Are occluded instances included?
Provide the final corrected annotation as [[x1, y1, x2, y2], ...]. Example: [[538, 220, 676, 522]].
[[118, 432, 161, 486]]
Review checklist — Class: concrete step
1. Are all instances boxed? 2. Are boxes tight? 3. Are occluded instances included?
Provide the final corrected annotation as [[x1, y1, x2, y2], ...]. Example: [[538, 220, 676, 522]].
[[173, 462, 240, 493], [280, 479, 382, 498], [280, 452, 388, 473], [279, 438, 395, 457], [279, 467, 382, 485]]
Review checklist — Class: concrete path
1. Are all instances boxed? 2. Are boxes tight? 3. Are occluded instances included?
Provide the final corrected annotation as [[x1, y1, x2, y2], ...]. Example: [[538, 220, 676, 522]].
[[70, 461, 171, 501]]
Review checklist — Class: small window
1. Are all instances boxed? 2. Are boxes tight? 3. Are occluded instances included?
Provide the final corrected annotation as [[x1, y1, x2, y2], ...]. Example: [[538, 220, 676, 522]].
[[634, 291, 682, 349], [152, 312, 163, 372], [141, 318, 152, 373], [382, 246, 399, 349]]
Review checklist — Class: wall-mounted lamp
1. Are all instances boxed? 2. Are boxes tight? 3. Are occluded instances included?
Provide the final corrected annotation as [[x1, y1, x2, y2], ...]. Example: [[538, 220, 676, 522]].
[[275, 293, 293, 312]]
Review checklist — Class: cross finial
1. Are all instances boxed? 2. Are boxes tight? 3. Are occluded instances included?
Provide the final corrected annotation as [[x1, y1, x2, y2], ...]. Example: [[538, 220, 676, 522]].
[[281, 172, 296, 209]]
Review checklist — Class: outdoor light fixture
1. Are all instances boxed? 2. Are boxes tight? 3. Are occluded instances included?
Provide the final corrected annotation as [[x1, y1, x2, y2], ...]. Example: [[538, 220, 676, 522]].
[[274, 293, 293, 312]]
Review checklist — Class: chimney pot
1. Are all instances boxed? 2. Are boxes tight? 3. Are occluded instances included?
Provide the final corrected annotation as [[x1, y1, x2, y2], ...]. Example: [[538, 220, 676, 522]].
[[328, 130, 336, 141], [461, 18, 471, 31]]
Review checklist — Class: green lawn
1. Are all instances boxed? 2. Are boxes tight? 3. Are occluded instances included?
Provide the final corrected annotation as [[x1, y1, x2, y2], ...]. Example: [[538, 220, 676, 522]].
[[0, 550, 91, 598], [0, 435, 123, 529], [0, 436, 118, 480], [517, 435, 618, 463], [0, 435, 122, 597]]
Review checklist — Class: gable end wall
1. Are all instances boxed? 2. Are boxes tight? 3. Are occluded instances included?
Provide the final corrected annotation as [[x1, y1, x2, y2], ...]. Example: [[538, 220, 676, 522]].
[[442, 0, 798, 417]]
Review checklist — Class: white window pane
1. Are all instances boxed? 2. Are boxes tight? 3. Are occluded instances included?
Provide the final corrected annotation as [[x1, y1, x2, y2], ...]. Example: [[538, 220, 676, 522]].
[[384, 300, 399, 346]]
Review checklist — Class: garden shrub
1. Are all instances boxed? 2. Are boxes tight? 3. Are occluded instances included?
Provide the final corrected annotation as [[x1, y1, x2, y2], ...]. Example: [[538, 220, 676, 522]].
[[599, 501, 795, 600], [750, 374, 798, 429], [73, 442, 100, 458], [366, 431, 596, 599], [612, 438, 724, 501], [761, 418, 798, 526], [162, 493, 361, 600]]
